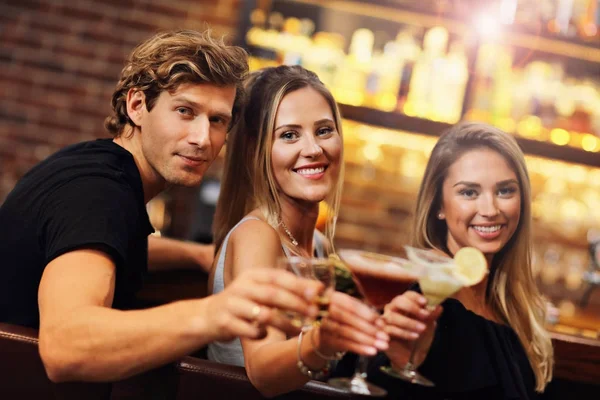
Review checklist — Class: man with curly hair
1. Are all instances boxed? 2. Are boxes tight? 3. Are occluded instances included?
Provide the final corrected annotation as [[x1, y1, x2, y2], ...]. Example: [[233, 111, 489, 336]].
[[0, 30, 322, 382]]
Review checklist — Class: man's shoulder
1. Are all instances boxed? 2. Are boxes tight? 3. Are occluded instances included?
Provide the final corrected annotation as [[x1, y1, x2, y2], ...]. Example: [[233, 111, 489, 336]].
[[47, 138, 134, 172], [1, 139, 141, 216], [26, 139, 138, 192]]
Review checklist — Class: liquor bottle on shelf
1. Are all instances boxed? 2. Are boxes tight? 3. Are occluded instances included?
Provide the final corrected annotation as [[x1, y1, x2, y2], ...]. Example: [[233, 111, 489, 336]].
[[580, 228, 600, 307], [245, 9, 269, 70], [540, 246, 563, 287], [467, 42, 499, 123], [246, 8, 266, 47], [280, 17, 313, 66], [384, 29, 421, 113], [490, 45, 515, 132], [433, 40, 468, 124], [574, 0, 598, 37], [579, 0, 599, 38], [363, 36, 411, 112], [302, 32, 345, 89], [551, 0, 578, 37], [246, 10, 285, 70], [263, 11, 285, 63], [541, 64, 564, 130], [332, 28, 374, 107], [404, 26, 448, 120]]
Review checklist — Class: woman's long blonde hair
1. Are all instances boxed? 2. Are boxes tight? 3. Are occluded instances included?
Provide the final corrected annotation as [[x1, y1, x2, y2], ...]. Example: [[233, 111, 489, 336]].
[[213, 65, 344, 253], [413, 122, 553, 391]]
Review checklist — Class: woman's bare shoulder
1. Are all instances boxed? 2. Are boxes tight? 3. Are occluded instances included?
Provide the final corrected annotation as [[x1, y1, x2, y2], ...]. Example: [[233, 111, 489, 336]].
[[228, 211, 282, 258]]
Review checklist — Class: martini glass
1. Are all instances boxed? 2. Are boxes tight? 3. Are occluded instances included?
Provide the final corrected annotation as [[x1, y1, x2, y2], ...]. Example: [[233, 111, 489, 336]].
[[327, 249, 422, 397], [381, 246, 485, 386]]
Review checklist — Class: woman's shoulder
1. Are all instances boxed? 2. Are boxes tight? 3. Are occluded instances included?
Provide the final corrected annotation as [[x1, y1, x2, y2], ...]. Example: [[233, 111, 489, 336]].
[[443, 298, 511, 332], [228, 212, 281, 251]]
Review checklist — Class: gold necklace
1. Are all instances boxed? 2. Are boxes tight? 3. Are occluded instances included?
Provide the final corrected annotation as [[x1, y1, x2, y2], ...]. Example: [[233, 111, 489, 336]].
[[279, 219, 298, 246]]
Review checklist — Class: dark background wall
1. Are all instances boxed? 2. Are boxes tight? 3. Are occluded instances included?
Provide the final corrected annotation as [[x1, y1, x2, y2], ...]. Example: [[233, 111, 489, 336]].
[[0, 0, 242, 203]]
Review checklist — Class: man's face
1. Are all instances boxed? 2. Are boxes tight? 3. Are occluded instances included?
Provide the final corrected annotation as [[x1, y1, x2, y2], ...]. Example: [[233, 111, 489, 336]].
[[136, 83, 236, 188]]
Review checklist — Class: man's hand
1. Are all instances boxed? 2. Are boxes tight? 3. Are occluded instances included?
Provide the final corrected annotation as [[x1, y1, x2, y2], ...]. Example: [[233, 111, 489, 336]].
[[201, 268, 323, 342]]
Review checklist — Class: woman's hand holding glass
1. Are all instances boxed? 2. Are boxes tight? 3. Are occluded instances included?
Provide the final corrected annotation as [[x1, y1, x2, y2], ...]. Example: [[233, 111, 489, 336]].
[[381, 291, 442, 370], [315, 291, 390, 358], [277, 257, 388, 356]]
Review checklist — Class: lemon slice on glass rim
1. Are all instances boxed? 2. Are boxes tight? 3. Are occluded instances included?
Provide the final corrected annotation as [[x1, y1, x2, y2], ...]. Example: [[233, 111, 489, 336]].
[[453, 247, 488, 286]]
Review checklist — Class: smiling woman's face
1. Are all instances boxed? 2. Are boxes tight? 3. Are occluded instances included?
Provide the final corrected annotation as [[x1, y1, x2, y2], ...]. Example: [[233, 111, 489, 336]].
[[440, 147, 521, 260], [271, 86, 342, 205]]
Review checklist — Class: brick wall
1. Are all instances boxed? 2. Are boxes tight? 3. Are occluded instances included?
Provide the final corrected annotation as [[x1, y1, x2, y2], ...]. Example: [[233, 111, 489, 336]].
[[0, 0, 242, 203]]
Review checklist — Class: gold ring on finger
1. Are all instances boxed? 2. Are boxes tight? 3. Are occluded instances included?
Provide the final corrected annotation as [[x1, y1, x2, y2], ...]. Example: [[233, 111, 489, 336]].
[[251, 305, 261, 321]]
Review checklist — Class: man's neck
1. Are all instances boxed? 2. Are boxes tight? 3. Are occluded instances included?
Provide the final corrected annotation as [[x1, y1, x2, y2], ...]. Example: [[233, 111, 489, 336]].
[[113, 129, 165, 203]]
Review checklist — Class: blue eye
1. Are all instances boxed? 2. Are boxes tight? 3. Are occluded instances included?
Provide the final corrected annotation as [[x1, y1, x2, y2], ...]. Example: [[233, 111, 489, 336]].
[[280, 131, 298, 140], [317, 127, 333, 136], [176, 107, 193, 116], [498, 187, 517, 196], [459, 189, 478, 198]]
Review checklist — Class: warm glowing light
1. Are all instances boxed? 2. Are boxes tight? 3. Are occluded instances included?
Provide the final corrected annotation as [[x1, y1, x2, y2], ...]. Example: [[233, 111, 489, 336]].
[[568, 166, 587, 184], [560, 199, 587, 221], [589, 170, 600, 187], [550, 128, 570, 146], [581, 134, 599, 152], [376, 93, 397, 112], [403, 101, 417, 117], [474, 14, 501, 40], [516, 116, 542, 138], [499, 0, 517, 24], [362, 143, 382, 161], [544, 179, 567, 194], [496, 117, 516, 133]]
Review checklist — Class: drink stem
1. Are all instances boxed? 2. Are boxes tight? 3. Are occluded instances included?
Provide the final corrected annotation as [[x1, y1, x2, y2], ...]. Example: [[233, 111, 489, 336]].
[[349, 356, 371, 395], [403, 333, 421, 377]]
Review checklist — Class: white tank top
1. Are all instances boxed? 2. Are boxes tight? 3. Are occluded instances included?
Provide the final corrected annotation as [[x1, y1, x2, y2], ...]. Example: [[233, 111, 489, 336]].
[[207, 216, 325, 366]]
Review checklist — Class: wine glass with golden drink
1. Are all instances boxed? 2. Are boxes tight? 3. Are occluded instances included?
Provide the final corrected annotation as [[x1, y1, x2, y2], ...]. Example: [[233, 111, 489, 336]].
[[380, 246, 487, 386], [277, 256, 336, 330], [327, 249, 423, 397]]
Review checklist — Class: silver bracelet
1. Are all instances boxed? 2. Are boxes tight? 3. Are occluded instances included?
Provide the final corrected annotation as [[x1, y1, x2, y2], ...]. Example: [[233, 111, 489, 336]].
[[296, 330, 330, 379], [309, 327, 346, 361]]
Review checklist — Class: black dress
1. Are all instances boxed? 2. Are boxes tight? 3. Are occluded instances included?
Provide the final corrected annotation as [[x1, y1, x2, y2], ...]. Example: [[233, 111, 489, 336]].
[[333, 298, 539, 400]]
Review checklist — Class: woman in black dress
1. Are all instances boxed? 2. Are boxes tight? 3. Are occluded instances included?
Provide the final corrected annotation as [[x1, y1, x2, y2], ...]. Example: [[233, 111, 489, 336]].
[[362, 122, 554, 399]]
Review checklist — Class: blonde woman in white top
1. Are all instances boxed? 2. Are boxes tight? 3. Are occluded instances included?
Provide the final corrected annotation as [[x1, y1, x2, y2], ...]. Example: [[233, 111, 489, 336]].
[[209, 65, 390, 397]]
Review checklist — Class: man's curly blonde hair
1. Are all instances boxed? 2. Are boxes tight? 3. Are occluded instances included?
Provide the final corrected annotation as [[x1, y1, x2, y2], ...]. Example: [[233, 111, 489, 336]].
[[105, 30, 248, 137]]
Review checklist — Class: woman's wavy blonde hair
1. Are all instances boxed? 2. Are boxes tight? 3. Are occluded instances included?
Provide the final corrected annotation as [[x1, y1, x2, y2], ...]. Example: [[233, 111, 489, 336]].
[[213, 65, 344, 253], [104, 30, 248, 136], [413, 122, 553, 391]]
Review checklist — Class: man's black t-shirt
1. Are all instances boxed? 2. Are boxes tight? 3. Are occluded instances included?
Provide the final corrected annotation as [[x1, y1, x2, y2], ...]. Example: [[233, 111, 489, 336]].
[[0, 139, 153, 328]]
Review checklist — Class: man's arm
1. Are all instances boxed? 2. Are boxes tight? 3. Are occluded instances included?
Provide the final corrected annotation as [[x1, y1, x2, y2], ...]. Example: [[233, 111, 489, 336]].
[[147, 235, 214, 273], [38, 248, 220, 382], [38, 248, 321, 383]]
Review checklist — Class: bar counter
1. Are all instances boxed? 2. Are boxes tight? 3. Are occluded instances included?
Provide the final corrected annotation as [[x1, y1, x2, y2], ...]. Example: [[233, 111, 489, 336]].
[[138, 269, 600, 387]]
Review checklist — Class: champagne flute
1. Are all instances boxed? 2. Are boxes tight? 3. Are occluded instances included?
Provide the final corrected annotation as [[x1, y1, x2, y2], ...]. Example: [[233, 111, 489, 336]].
[[277, 256, 336, 330], [327, 249, 422, 397], [381, 246, 487, 386]]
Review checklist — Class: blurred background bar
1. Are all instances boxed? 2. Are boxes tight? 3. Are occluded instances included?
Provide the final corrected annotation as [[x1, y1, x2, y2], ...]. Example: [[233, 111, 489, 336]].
[[0, 0, 598, 391], [235, 0, 600, 341]]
